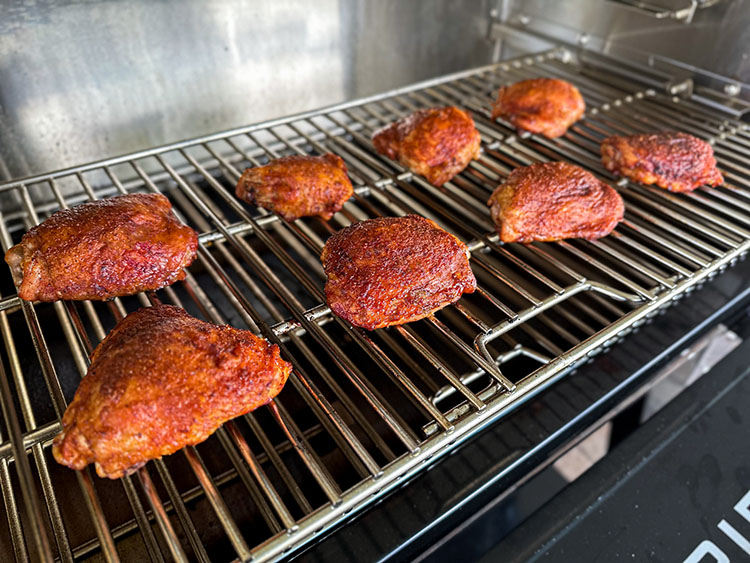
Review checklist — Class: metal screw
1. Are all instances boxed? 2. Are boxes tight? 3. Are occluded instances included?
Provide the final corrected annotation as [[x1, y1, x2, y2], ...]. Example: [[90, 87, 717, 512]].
[[724, 83, 741, 97], [669, 80, 692, 95]]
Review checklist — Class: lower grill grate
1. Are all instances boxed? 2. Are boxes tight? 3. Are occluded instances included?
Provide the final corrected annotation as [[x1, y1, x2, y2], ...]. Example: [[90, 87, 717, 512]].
[[0, 47, 748, 561]]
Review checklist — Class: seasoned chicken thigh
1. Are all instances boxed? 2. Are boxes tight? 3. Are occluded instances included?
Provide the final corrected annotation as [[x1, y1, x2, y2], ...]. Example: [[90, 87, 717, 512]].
[[487, 162, 624, 243], [236, 154, 353, 221], [52, 305, 292, 479], [372, 107, 481, 186], [5, 193, 198, 302], [321, 215, 476, 330], [491, 78, 585, 138], [601, 131, 723, 192]]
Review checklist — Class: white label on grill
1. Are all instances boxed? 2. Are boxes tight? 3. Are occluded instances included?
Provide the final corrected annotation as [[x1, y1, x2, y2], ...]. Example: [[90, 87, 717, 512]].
[[683, 489, 750, 562]]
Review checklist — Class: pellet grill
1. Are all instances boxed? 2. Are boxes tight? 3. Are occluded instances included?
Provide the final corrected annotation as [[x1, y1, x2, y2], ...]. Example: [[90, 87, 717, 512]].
[[0, 1, 749, 561]]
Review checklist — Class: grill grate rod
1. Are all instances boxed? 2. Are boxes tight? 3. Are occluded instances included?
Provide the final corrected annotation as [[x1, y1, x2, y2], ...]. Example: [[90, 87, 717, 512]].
[[0, 346, 54, 561]]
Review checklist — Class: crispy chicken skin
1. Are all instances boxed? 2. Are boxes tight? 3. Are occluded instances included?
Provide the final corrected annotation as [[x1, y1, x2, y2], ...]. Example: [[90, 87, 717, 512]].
[[5, 194, 198, 302], [52, 305, 292, 479], [371, 107, 481, 186], [600, 131, 723, 193], [321, 215, 476, 330], [236, 154, 354, 221], [491, 78, 585, 138], [487, 162, 624, 243]]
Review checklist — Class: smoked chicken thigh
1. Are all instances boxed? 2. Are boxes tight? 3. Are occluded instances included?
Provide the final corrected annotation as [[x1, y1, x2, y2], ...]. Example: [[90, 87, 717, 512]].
[[600, 131, 723, 193], [491, 78, 585, 138], [372, 106, 481, 187], [487, 162, 624, 243], [52, 305, 292, 479], [236, 153, 353, 221], [5, 193, 198, 302], [321, 215, 476, 330]]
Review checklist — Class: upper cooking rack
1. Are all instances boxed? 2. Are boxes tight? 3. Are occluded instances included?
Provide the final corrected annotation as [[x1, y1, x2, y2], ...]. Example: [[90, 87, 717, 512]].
[[0, 47, 748, 562]]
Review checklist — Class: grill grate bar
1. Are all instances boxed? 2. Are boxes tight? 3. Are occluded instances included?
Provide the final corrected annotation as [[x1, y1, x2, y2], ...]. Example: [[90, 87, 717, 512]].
[[120, 476, 166, 562], [137, 469, 189, 563], [622, 206, 724, 258], [638, 184, 750, 237], [717, 136, 750, 159], [245, 413, 315, 514], [183, 446, 252, 560], [624, 189, 740, 247], [268, 400, 342, 503], [0, 460, 27, 563], [612, 226, 700, 274], [688, 188, 750, 225], [213, 425, 286, 535], [588, 239, 675, 289], [0, 360, 54, 561], [397, 325, 487, 410], [607, 233, 693, 277], [225, 421, 298, 531], [560, 241, 656, 300], [153, 459, 212, 563], [610, 98, 723, 139]]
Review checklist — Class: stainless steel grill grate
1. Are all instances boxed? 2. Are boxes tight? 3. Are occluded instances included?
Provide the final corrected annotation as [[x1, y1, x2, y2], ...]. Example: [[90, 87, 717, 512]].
[[0, 47, 748, 561]]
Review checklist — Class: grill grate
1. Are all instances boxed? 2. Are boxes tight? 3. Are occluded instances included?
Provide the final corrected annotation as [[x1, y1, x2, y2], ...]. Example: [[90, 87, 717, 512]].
[[0, 47, 748, 561]]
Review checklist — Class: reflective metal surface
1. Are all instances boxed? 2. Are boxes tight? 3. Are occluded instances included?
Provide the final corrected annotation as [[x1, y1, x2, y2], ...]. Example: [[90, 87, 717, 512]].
[[497, 0, 750, 97], [0, 0, 495, 181]]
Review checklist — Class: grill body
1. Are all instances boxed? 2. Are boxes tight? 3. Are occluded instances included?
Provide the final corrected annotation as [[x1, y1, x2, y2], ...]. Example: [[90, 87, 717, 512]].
[[0, 2, 748, 561]]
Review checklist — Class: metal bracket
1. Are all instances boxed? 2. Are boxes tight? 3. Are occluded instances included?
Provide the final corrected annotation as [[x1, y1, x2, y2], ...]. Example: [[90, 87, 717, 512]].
[[603, 0, 723, 24]]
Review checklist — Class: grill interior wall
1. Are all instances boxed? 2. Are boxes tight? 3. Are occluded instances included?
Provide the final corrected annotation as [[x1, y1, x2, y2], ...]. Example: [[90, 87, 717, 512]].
[[0, 49, 748, 561]]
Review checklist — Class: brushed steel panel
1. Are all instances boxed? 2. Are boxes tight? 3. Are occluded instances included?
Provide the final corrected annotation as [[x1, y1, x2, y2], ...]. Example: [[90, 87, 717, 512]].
[[502, 0, 750, 86], [0, 0, 495, 181]]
